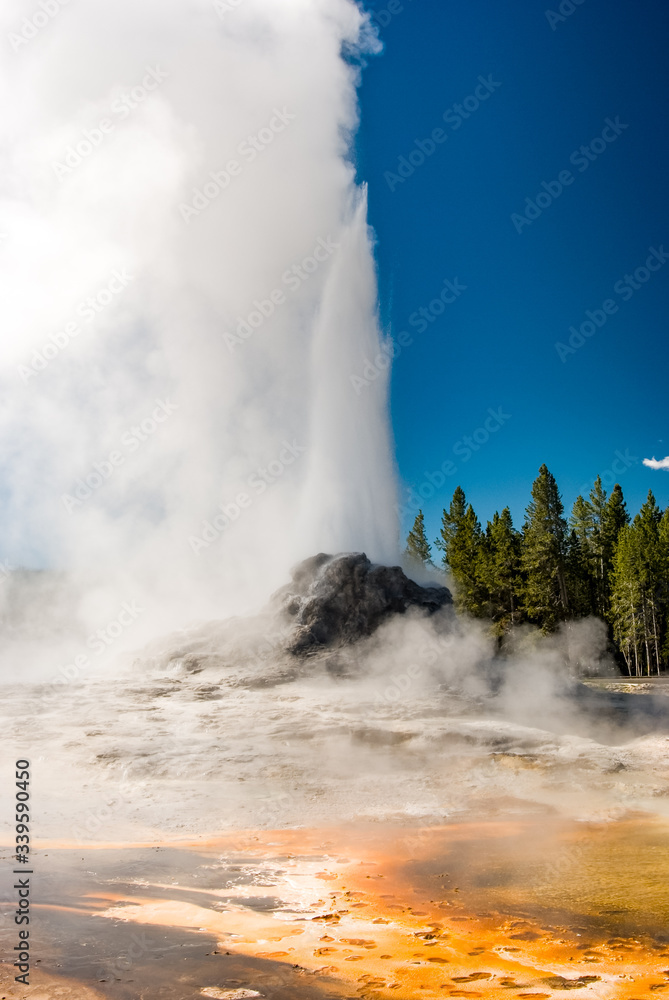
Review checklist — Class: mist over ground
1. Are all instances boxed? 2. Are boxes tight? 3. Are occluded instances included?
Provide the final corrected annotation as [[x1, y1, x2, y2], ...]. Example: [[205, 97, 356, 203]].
[[1, 564, 666, 850]]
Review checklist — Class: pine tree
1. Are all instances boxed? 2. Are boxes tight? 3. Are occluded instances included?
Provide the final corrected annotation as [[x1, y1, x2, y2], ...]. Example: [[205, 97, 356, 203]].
[[635, 490, 662, 674], [570, 494, 595, 548], [435, 486, 466, 560], [569, 495, 596, 614], [588, 477, 611, 615], [601, 484, 629, 612], [568, 479, 616, 617], [452, 504, 488, 617], [659, 507, 669, 666], [610, 524, 641, 675], [589, 473, 608, 556], [405, 510, 432, 566], [609, 493, 663, 676], [436, 488, 487, 616], [565, 528, 594, 617], [521, 464, 569, 632], [602, 484, 629, 545], [483, 508, 523, 638]]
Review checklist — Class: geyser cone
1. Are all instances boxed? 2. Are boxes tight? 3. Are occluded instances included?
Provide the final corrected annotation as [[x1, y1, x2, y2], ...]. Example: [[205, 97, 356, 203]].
[[273, 551, 452, 655]]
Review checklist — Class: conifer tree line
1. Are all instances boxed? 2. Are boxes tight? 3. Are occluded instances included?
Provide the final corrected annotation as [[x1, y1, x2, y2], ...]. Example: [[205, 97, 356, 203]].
[[405, 464, 669, 676]]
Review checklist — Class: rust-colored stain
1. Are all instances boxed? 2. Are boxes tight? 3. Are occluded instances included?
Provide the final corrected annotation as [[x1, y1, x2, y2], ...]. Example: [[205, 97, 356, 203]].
[[62, 816, 668, 999], [2, 819, 665, 997]]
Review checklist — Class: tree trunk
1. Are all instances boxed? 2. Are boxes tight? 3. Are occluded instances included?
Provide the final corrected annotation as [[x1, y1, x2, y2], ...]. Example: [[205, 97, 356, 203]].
[[557, 560, 569, 615], [631, 605, 639, 677], [642, 602, 651, 677], [651, 602, 661, 675]]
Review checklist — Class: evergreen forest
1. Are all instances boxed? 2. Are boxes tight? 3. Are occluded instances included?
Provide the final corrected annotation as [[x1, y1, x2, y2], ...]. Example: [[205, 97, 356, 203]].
[[405, 466, 669, 676]]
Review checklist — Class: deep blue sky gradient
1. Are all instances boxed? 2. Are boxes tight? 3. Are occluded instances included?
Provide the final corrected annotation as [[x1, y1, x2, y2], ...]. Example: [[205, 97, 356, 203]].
[[356, 0, 669, 546]]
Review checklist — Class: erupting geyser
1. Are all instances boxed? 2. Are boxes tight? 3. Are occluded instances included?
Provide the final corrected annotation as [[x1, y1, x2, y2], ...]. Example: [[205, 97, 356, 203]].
[[0, 0, 400, 643], [1, 2, 668, 998]]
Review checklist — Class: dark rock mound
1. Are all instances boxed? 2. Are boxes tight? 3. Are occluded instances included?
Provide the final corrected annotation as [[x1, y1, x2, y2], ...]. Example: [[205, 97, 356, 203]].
[[271, 552, 452, 656]]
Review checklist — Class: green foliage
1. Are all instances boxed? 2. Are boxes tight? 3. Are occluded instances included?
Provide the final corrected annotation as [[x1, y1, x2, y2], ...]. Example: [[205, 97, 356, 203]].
[[405, 510, 432, 566], [435, 487, 487, 617], [570, 493, 595, 548], [609, 523, 643, 674], [565, 528, 595, 618], [521, 464, 569, 632], [427, 470, 667, 674], [588, 477, 608, 606], [569, 494, 597, 615], [659, 508, 669, 661], [591, 488, 664, 675], [600, 483, 629, 611], [435, 486, 466, 559], [481, 507, 523, 638]]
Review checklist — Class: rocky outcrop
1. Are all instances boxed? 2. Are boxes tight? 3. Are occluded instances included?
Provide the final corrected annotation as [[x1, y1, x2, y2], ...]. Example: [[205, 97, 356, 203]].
[[272, 552, 452, 656]]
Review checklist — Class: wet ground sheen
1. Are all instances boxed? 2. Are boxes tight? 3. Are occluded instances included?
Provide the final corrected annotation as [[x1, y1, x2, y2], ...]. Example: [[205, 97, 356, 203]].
[[2, 816, 669, 999]]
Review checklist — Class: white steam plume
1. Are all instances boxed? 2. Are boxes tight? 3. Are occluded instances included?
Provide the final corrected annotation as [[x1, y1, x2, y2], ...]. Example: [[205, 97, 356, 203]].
[[0, 0, 399, 642]]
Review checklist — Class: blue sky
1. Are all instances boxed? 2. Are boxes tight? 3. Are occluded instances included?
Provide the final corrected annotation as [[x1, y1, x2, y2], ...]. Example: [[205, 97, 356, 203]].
[[356, 0, 669, 545]]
